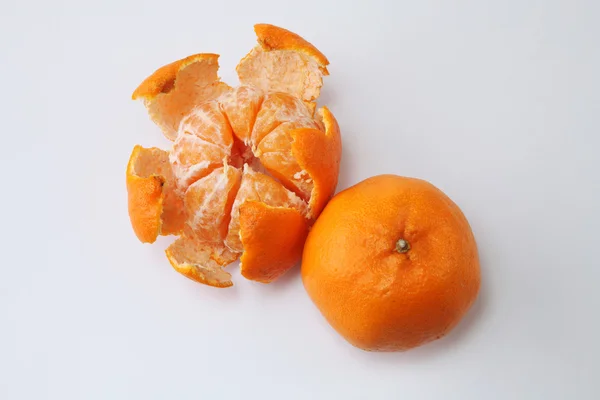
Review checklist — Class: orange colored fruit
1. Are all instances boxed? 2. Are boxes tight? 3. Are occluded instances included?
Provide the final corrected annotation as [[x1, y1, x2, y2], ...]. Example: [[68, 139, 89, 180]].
[[127, 24, 341, 287], [301, 175, 480, 351]]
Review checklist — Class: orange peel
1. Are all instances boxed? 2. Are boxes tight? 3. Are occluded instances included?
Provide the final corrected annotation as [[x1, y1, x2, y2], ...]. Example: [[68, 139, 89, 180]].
[[239, 202, 309, 283], [132, 53, 230, 140], [254, 24, 329, 68], [126, 145, 184, 243], [127, 24, 342, 286], [291, 106, 342, 218], [224, 164, 307, 254], [237, 24, 329, 102]]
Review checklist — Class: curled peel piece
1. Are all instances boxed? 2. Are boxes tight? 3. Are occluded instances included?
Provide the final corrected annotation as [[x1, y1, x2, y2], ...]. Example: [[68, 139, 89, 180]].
[[239, 202, 309, 283], [291, 107, 342, 219], [126, 145, 185, 243], [165, 237, 238, 288], [128, 25, 342, 287], [132, 54, 231, 140], [254, 24, 329, 69], [237, 24, 329, 102]]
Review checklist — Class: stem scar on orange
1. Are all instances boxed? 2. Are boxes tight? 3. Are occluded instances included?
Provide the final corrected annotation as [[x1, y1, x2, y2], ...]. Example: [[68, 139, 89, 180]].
[[301, 175, 481, 351]]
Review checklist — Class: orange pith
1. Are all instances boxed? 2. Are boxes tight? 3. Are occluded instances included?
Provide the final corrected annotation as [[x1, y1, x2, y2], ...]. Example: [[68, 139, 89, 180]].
[[126, 145, 184, 243], [127, 24, 342, 287], [237, 24, 330, 102], [239, 202, 309, 283]]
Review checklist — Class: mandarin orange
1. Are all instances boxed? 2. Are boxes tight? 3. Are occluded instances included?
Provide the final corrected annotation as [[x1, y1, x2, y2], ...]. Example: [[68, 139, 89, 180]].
[[127, 24, 341, 287], [301, 175, 480, 351]]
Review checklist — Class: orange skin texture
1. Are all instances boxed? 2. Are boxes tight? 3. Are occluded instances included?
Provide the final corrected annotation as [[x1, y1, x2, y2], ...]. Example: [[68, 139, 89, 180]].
[[239, 202, 309, 283], [131, 53, 220, 100], [165, 237, 237, 288], [254, 24, 329, 72], [251, 92, 314, 147], [301, 175, 480, 351]]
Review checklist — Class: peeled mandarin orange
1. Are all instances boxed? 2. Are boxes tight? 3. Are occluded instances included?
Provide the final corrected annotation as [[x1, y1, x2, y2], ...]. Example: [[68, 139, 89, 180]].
[[301, 175, 480, 351], [219, 85, 263, 145], [127, 24, 342, 287]]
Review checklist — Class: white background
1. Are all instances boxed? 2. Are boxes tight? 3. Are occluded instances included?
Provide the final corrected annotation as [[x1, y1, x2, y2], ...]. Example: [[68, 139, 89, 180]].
[[1, 1, 599, 399]]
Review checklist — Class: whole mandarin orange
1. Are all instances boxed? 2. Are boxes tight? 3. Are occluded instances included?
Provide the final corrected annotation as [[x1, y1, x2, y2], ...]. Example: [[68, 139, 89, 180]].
[[301, 175, 480, 351]]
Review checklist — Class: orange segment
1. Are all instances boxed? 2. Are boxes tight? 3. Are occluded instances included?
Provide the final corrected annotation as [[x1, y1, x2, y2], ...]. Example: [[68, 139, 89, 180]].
[[126, 147, 164, 243], [249, 92, 323, 202], [290, 107, 342, 219], [170, 101, 234, 191], [169, 135, 224, 192], [184, 165, 242, 244], [239, 202, 309, 283], [220, 86, 264, 144], [165, 237, 238, 288], [255, 119, 320, 200], [126, 145, 185, 243], [250, 92, 315, 148], [132, 53, 230, 140], [132, 54, 217, 99], [236, 24, 329, 102], [224, 165, 307, 253], [179, 101, 234, 148]]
